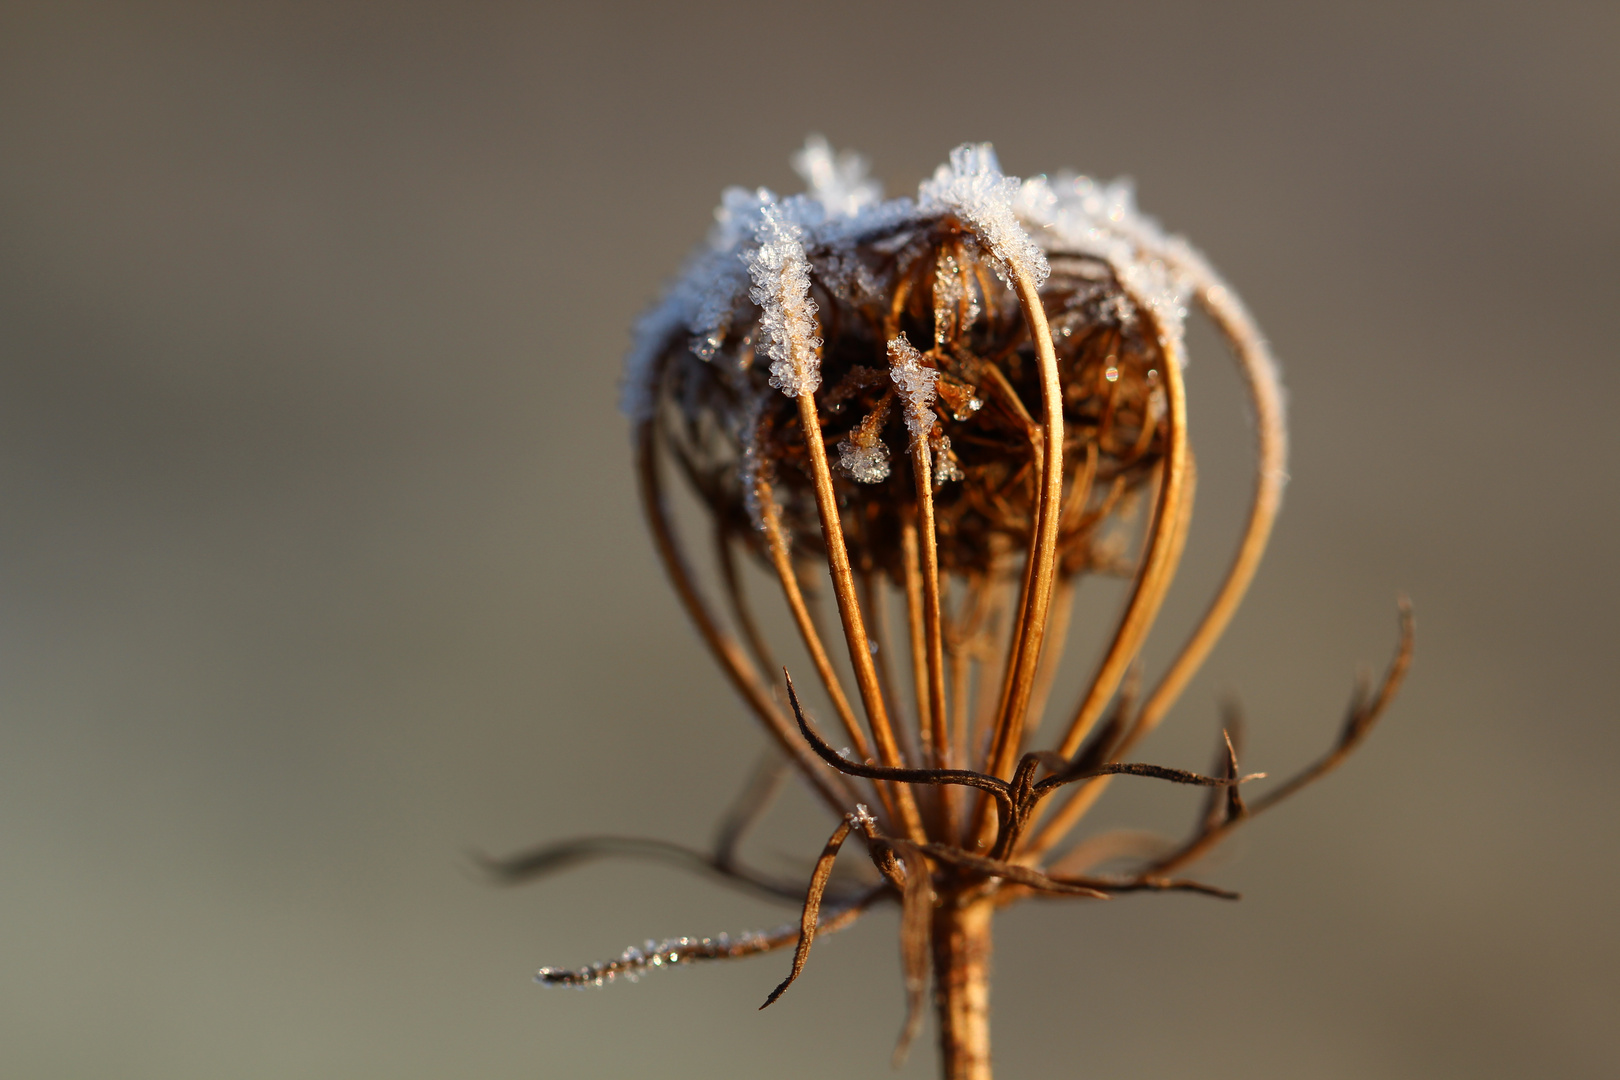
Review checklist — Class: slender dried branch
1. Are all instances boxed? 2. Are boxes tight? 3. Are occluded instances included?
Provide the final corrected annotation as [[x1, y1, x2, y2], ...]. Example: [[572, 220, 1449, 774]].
[[762, 814, 858, 1008], [891, 839, 937, 1067], [636, 416, 855, 815], [1126, 256, 1290, 743], [786, 670, 1017, 829], [1052, 325, 1191, 760], [751, 466, 894, 822], [1147, 601, 1414, 876], [478, 835, 808, 904], [537, 886, 887, 989], [794, 389, 928, 842]]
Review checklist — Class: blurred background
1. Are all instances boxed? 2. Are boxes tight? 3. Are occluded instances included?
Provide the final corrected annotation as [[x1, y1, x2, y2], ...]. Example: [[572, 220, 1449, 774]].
[[2, 2, 1616, 1077]]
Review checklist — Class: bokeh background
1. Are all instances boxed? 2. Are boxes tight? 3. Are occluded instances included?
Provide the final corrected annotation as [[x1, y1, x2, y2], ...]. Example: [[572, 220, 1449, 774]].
[[2, 2, 1616, 1077]]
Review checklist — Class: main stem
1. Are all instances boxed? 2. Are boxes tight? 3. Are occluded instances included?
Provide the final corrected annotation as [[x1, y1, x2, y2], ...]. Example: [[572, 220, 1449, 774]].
[[933, 897, 994, 1080]]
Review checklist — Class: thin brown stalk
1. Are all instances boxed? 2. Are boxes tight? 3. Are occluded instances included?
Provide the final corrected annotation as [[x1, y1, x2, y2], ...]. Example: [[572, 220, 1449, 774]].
[[891, 840, 937, 1068], [967, 273, 1066, 850], [715, 524, 777, 683], [1021, 576, 1075, 742], [1146, 602, 1413, 877], [1117, 264, 1290, 751], [1022, 445, 1198, 859], [749, 470, 890, 819], [901, 520, 933, 761], [760, 814, 857, 1008], [859, 567, 911, 760], [1050, 338, 1190, 763], [979, 270, 1067, 779], [912, 445, 950, 773], [795, 389, 928, 842], [636, 418, 854, 816]]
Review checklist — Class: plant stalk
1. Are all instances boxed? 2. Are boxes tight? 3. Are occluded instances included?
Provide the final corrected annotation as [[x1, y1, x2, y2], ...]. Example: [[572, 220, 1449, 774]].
[[933, 897, 994, 1080]]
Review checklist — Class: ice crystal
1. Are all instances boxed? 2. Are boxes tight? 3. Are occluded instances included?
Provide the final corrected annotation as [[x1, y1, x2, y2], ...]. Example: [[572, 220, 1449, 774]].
[[838, 436, 891, 484], [918, 143, 1050, 289], [747, 201, 823, 398], [536, 931, 775, 989], [792, 134, 883, 218], [932, 435, 965, 485], [887, 333, 939, 446], [621, 138, 1239, 422], [1015, 172, 1197, 349]]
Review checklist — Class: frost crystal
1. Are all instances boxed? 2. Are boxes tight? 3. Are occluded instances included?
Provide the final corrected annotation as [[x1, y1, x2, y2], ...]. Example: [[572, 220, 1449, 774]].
[[838, 435, 891, 484], [887, 333, 939, 446], [932, 435, 964, 485], [1014, 172, 1197, 350], [622, 138, 1242, 424], [747, 201, 823, 398], [536, 930, 779, 989], [738, 389, 773, 531], [919, 143, 1050, 289], [792, 134, 883, 218]]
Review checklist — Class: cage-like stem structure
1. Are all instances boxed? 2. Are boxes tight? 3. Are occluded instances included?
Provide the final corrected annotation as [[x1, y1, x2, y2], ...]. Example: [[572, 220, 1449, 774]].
[[629, 213, 1283, 1077], [507, 147, 1411, 1080]]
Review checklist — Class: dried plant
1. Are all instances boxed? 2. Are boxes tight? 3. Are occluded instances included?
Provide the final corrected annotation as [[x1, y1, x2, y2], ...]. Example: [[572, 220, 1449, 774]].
[[487, 138, 1412, 1079]]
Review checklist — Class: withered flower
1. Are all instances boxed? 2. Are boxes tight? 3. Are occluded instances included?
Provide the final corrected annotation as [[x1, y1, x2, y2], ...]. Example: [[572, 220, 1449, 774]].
[[490, 138, 1412, 1080]]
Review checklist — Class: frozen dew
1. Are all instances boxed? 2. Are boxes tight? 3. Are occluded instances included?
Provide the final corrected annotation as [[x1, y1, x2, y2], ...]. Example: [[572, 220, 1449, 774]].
[[932, 435, 965, 486], [838, 435, 892, 483], [792, 134, 883, 218], [746, 201, 823, 398], [919, 143, 1050, 289], [887, 333, 940, 447]]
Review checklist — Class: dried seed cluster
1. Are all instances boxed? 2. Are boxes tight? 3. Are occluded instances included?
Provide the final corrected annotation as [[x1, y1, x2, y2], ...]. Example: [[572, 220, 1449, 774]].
[[499, 139, 1410, 1080]]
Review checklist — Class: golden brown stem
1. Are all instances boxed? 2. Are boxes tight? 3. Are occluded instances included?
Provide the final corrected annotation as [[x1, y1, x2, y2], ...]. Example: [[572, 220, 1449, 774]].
[[901, 520, 931, 757], [933, 897, 994, 1080], [990, 273, 1066, 758], [1051, 329, 1191, 763], [1124, 265, 1289, 747], [911, 442, 952, 777], [794, 390, 928, 843], [974, 270, 1066, 846], [1022, 576, 1075, 740], [635, 419, 854, 817], [714, 524, 775, 681], [755, 480, 877, 766], [1021, 451, 1199, 858]]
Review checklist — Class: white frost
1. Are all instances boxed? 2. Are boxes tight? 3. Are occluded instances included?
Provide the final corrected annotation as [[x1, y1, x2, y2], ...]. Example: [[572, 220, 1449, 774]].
[[793, 134, 883, 218], [622, 139, 1266, 424], [838, 437, 891, 483], [919, 143, 1050, 289], [1015, 172, 1196, 349], [887, 333, 939, 447], [746, 200, 823, 398]]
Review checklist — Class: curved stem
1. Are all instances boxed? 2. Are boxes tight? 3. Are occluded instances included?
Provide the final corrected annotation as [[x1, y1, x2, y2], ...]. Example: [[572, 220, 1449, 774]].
[[1022, 318, 1192, 857], [1123, 258, 1289, 750], [636, 418, 854, 817], [1051, 329, 1192, 763], [973, 268, 1066, 846], [794, 390, 928, 843]]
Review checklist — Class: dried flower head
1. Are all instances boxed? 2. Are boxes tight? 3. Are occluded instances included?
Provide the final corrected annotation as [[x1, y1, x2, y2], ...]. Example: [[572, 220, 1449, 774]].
[[492, 138, 1412, 1080]]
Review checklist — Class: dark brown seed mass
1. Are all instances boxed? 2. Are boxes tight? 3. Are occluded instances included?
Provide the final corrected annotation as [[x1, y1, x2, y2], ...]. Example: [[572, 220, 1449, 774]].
[[645, 214, 1169, 582]]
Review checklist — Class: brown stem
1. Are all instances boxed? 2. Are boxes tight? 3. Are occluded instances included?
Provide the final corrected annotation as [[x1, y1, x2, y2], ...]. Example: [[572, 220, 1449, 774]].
[[795, 390, 928, 843], [933, 897, 994, 1080], [635, 418, 855, 816]]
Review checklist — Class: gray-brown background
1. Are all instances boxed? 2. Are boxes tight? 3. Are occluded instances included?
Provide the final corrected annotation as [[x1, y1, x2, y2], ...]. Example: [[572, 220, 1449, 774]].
[[2, 2, 1616, 1077]]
